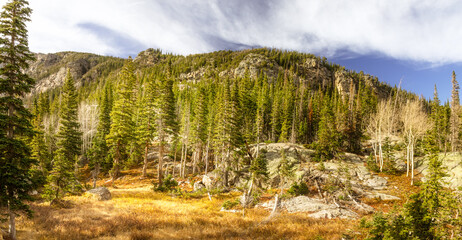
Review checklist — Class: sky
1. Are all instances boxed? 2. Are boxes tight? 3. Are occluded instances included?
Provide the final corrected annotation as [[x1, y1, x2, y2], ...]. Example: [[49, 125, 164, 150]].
[[27, 0, 462, 101]]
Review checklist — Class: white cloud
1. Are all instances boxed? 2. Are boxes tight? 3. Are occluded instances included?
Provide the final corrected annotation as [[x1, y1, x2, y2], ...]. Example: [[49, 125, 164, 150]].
[[27, 0, 462, 63]]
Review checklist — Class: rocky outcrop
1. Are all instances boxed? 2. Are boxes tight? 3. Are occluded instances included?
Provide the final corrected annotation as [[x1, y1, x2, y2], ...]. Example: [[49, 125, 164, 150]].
[[298, 58, 333, 88], [134, 48, 162, 66], [233, 53, 279, 80], [258, 196, 361, 219], [418, 152, 462, 189], [27, 52, 123, 95], [86, 187, 112, 201]]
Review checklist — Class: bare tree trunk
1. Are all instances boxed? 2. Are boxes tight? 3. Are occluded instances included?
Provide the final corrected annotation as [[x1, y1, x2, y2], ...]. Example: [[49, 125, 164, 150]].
[[112, 140, 121, 183], [158, 139, 164, 186], [93, 163, 100, 188], [8, 199, 16, 240], [179, 143, 184, 178], [142, 141, 149, 178], [182, 143, 187, 178], [192, 151, 197, 175], [406, 143, 410, 177], [172, 145, 178, 178], [204, 139, 210, 175], [411, 139, 415, 185]]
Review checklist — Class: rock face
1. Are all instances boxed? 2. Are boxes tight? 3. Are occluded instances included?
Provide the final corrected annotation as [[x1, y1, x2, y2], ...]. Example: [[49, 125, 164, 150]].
[[86, 187, 112, 201], [308, 208, 359, 219], [26, 52, 123, 95], [233, 53, 279, 80], [259, 196, 360, 219], [418, 153, 462, 189]]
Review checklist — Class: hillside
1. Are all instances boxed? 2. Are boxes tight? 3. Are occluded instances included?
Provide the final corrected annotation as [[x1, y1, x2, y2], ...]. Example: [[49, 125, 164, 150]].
[[28, 48, 395, 102]]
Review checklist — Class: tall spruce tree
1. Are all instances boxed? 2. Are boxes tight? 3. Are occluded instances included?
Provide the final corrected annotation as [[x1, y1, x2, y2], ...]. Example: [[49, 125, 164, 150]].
[[190, 84, 208, 174], [107, 58, 136, 182], [136, 77, 157, 178], [450, 71, 460, 152], [88, 84, 112, 187], [31, 97, 49, 172], [0, 1, 36, 238], [155, 74, 178, 186], [44, 71, 82, 201]]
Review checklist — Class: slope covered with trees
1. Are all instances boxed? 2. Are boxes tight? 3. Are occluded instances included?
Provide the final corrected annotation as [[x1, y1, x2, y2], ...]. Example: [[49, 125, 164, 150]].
[[1, 0, 461, 237]]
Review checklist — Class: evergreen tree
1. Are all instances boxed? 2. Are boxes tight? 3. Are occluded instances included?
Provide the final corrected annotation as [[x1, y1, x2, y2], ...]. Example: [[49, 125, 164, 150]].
[[107, 58, 136, 182], [88, 84, 112, 187], [136, 77, 157, 178], [450, 71, 460, 152], [213, 77, 242, 186], [155, 74, 178, 186], [31, 98, 50, 172], [0, 1, 36, 238], [314, 94, 340, 161], [44, 71, 82, 201], [190, 84, 208, 174]]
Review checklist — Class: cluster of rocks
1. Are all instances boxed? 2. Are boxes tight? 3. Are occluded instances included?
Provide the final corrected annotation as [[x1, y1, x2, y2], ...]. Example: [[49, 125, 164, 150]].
[[194, 143, 403, 219]]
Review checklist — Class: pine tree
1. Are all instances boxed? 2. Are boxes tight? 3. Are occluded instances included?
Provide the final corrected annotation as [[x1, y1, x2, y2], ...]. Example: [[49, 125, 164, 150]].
[[314, 94, 340, 161], [450, 71, 460, 152], [88, 84, 112, 187], [213, 78, 242, 186], [155, 74, 178, 186], [190, 84, 208, 174], [136, 77, 157, 178], [44, 70, 82, 201], [0, 1, 36, 238], [106, 58, 136, 182], [31, 97, 50, 172]]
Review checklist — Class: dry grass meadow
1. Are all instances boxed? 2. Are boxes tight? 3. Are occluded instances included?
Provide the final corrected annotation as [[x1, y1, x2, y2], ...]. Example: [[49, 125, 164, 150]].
[[1, 168, 414, 240]]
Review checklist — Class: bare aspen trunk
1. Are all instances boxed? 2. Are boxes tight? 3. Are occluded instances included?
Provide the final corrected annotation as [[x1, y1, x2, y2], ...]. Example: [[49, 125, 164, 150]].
[[406, 143, 410, 177], [172, 145, 177, 178], [204, 140, 210, 175], [142, 141, 149, 178], [93, 163, 100, 188], [179, 143, 184, 178], [158, 139, 164, 186], [182, 144, 187, 178], [378, 141, 383, 172], [411, 139, 415, 185], [192, 151, 197, 175]]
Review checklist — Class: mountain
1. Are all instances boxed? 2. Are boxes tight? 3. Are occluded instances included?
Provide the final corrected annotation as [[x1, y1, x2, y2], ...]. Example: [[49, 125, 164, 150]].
[[27, 48, 396, 102]]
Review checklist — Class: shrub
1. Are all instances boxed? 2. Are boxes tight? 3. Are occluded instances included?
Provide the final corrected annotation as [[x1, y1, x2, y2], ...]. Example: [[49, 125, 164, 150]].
[[287, 182, 309, 196], [153, 174, 178, 192], [222, 199, 239, 210]]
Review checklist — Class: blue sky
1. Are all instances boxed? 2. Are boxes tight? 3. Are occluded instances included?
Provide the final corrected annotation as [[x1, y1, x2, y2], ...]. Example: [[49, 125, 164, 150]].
[[26, 0, 462, 101]]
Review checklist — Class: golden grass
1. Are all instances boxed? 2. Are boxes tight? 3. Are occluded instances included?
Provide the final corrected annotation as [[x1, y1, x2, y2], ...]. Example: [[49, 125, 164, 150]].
[[4, 165, 424, 240], [7, 185, 353, 240]]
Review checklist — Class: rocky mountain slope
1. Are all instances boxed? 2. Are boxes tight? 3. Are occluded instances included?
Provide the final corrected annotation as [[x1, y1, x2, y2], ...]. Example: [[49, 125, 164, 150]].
[[27, 48, 393, 101]]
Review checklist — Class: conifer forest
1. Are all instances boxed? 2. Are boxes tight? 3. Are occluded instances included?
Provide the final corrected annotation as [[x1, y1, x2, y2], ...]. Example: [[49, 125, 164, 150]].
[[1, 1, 462, 239]]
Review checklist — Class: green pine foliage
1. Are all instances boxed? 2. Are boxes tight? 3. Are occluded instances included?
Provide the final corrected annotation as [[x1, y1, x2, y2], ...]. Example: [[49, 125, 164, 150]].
[[43, 71, 82, 201], [365, 134, 462, 239], [88, 84, 112, 186], [136, 75, 157, 178], [155, 73, 179, 186], [0, 1, 36, 238], [106, 58, 136, 181]]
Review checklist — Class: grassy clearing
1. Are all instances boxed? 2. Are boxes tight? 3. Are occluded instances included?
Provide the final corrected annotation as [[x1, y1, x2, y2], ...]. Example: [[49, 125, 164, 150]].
[[2, 167, 415, 240], [9, 188, 352, 240], [1, 167, 353, 240]]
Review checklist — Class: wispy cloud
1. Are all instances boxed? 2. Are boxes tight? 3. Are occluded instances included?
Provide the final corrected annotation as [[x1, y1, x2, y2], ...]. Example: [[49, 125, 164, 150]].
[[27, 0, 462, 64]]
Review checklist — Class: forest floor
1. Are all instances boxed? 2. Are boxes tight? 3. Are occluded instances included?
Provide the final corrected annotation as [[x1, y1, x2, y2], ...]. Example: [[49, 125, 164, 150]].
[[4, 166, 419, 240]]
